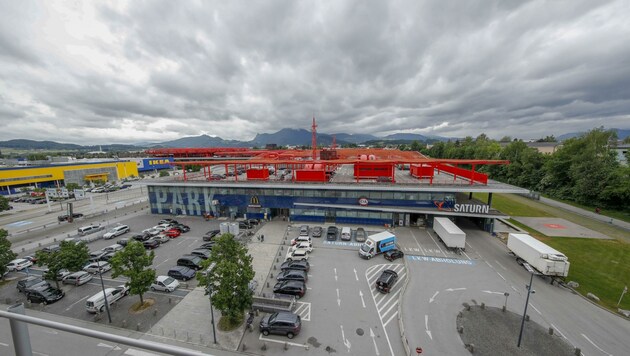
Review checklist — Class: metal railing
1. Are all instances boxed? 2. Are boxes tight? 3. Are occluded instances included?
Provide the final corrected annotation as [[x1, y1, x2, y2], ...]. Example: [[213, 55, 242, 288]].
[[1, 303, 210, 356]]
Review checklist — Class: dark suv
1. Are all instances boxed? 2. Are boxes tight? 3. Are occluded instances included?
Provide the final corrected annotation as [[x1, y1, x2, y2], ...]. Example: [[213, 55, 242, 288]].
[[375, 269, 398, 293], [259, 312, 302, 339], [273, 280, 306, 299], [276, 270, 308, 283], [326, 226, 338, 240], [26, 287, 65, 305], [280, 260, 310, 272]]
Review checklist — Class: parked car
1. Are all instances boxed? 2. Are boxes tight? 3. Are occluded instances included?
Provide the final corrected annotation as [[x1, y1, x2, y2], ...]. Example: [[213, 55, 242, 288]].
[[299, 225, 310, 236], [89, 250, 107, 262], [273, 280, 306, 299], [159, 219, 178, 225], [163, 228, 181, 238], [247, 219, 259, 226], [56, 269, 71, 281], [132, 233, 151, 242], [171, 224, 190, 233], [103, 225, 130, 239], [117, 238, 129, 247], [177, 255, 204, 270], [384, 249, 404, 261], [83, 261, 112, 274], [151, 276, 180, 292], [290, 235, 311, 246], [326, 226, 338, 240], [285, 249, 309, 262], [26, 287, 65, 305], [40, 245, 61, 253], [238, 221, 251, 230], [154, 234, 170, 244], [103, 244, 124, 253], [143, 239, 160, 249], [78, 224, 102, 236], [57, 213, 84, 222], [110, 284, 130, 302], [17, 276, 49, 293], [167, 266, 196, 281], [6, 258, 33, 272], [311, 226, 323, 238], [63, 271, 93, 286], [276, 270, 308, 283], [143, 228, 163, 236], [280, 260, 310, 272], [375, 269, 398, 294], [189, 249, 211, 260], [355, 227, 367, 242], [23, 255, 38, 264], [203, 230, 220, 241], [198, 242, 217, 250], [259, 311, 302, 339], [291, 241, 313, 253]]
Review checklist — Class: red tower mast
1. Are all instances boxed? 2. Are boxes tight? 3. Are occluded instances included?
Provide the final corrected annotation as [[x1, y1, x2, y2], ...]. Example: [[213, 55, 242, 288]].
[[311, 116, 317, 160], [332, 135, 337, 149]]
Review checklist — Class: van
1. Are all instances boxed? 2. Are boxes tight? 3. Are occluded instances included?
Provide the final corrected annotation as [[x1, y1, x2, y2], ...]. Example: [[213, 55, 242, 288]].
[[86, 289, 115, 313], [78, 224, 102, 236], [340, 227, 352, 241]]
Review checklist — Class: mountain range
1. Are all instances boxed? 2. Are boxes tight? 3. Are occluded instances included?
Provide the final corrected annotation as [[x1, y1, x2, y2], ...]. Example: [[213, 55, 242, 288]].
[[0, 128, 627, 151]]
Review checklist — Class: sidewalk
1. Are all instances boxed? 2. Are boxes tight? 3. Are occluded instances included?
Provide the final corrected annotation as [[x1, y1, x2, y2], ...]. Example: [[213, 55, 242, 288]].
[[539, 196, 630, 231]]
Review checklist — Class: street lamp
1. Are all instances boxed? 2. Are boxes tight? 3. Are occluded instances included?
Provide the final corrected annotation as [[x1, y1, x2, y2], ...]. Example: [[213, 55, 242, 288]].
[[504, 292, 510, 311], [518, 265, 537, 348], [206, 285, 217, 344], [98, 265, 112, 323]]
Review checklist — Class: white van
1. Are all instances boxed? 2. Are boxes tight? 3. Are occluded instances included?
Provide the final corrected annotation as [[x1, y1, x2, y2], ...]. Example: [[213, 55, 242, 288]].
[[78, 224, 102, 236], [86, 289, 115, 313], [340, 227, 352, 241]]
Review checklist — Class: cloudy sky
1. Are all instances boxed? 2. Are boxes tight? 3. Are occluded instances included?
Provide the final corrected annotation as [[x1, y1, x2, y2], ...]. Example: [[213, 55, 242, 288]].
[[1, 0, 629, 145]]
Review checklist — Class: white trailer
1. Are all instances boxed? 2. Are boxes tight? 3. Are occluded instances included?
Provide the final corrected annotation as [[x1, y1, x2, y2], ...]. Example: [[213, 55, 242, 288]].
[[507, 233, 570, 277], [433, 217, 466, 249]]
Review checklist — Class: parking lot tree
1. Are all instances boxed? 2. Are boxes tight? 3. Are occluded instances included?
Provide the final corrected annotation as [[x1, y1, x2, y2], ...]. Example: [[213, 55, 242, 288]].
[[35, 240, 89, 288], [109, 240, 156, 306], [197, 233, 254, 328], [0, 229, 17, 279], [0, 196, 9, 211], [159, 170, 169, 177], [65, 183, 80, 191]]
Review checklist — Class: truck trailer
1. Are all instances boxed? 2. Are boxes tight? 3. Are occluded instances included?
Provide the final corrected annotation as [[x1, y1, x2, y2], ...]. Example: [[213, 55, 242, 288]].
[[433, 217, 466, 249], [507, 233, 570, 277], [359, 231, 396, 259]]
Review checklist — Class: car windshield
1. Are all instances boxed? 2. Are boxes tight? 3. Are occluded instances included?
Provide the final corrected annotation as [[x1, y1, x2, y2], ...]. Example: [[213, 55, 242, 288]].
[[360, 244, 371, 252], [163, 277, 176, 285]]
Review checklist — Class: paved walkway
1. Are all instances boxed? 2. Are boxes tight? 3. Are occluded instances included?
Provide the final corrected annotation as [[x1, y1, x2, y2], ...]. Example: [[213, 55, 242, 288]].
[[539, 196, 630, 231]]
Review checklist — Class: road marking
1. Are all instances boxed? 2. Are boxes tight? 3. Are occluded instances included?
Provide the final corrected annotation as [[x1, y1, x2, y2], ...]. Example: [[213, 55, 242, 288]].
[[581, 334, 612, 356], [0, 342, 8, 347], [43, 330, 58, 334], [258, 334, 306, 347], [294, 301, 311, 321], [424, 230, 447, 257], [366, 264, 399, 356], [485, 261, 493, 268], [425, 315, 433, 340], [408, 228, 427, 255], [511, 286, 518, 292], [353, 268, 359, 281], [495, 260, 507, 270], [550, 323, 567, 340], [6, 220, 33, 227], [336, 288, 341, 307], [497, 272, 506, 281], [340, 325, 352, 352], [359, 290, 366, 308], [445, 287, 466, 292], [334, 268, 338, 281], [429, 291, 439, 303], [65, 294, 89, 311], [529, 303, 541, 315], [461, 250, 472, 260], [154, 258, 169, 268], [124, 348, 160, 355], [382, 310, 398, 327], [177, 239, 186, 245], [97, 342, 122, 350], [370, 328, 380, 356], [407, 255, 474, 266], [482, 290, 505, 295]]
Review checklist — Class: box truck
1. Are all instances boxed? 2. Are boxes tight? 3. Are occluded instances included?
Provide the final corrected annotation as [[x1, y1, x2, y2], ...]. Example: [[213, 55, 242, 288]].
[[507, 233, 570, 277], [433, 217, 466, 249], [359, 231, 396, 259]]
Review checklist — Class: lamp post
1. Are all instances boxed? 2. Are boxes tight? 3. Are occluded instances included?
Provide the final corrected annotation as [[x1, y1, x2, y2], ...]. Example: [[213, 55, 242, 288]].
[[206, 285, 217, 344], [518, 266, 536, 348], [98, 265, 112, 323], [504, 292, 510, 310], [618, 286, 628, 306]]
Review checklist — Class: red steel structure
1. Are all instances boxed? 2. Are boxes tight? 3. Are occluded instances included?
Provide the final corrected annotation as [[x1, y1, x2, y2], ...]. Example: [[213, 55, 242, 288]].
[[147, 147, 509, 185]]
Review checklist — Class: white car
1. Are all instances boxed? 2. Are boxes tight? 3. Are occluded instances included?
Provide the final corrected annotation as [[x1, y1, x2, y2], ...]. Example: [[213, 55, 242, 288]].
[[103, 244, 124, 253], [7, 259, 33, 272], [292, 241, 313, 253], [151, 276, 180, 292], [103, 225, 130, 239], [109, 284, 130, 302], [151, 225, 168, 232], [83, 261, 112, 274], [285, 248, 309, 261], [154, 234, 170, 244], [291, 235, 312, 246]]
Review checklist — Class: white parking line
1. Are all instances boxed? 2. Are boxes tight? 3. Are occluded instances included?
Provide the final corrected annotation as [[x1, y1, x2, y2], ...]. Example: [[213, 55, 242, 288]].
[[497, 272, 506, 281], [424, 230, 447, 257], [408, 228, 427, 255], [258, 334, 305, 347], [582, 334, 612, 356], [154, 258, 169, 268], [64, 294, 89, 312], [382, 310, 398, 327], [495, 260, 507, 270], [529, 303, 541, 315]]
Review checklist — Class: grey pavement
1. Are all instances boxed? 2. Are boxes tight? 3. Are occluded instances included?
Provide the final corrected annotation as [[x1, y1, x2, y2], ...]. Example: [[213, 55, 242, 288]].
[[538, 196, 630, 231]]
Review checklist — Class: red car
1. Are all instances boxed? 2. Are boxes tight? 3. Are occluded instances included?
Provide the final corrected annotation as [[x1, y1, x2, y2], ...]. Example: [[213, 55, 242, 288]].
[[164, 229, 181, 238]]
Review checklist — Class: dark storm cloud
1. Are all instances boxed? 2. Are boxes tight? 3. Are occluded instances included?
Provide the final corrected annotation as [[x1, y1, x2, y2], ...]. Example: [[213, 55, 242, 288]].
[[0, 0, 628, 145]]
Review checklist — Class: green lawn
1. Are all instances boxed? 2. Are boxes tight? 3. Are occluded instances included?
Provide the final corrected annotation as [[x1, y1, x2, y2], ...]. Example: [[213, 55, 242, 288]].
[[541, 237, 630, 310], [473, 193, 553, 217], [541, 194, 630, 224]]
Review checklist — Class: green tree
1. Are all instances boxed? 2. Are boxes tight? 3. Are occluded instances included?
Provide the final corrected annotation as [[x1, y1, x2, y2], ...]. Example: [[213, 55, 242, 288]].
[[410, 140, 422, 152], [0, 196, 9, 211], [65, 183, 80, 191], [0, 229, 17, 278], [159, 170, 170, 177], [35, 240, 89, 288], [197, 234, 255, 327], [109, 241, 155, 305]]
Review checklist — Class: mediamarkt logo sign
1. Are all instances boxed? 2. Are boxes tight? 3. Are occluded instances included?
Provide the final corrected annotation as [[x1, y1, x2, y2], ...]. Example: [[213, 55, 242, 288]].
[[434, 201, 489, 214]]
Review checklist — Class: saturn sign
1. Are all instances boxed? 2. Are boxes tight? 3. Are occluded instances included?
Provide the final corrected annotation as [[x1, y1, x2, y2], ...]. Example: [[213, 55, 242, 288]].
[[358, 197, 369, 206]]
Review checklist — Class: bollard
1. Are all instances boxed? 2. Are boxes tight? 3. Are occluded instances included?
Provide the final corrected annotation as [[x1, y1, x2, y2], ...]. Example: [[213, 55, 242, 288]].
[[261, 342, 267, 351], [153, 309, 158, 316], [281, 246, 283, 251], [481, 303, 485, 309], [136, 323, 141, 331], [169, 298, 172, 304], [255, 309, 259, 316], [187, 331, 190, 341], [469, 344, 475, 353], [242, 343, 247, 351], [122, 320, 127, 328], [38, 242, 42, 247], [267, 282, 270, 288], [549, 327, 554, 335], [273, 265, 276, 270], [502, 306, 506, 312], [276, 258, 279, 263], [525, 315, 530, 321], [284, 342, 289, 350], [574, 348, 581, 355], [458, 326, 464, 334], [161, 327, 164, 336], [22, 247, 25, 252]]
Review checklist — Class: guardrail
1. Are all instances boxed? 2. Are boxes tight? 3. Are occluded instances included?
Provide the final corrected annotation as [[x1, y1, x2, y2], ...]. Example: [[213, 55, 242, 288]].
[[251, 296, 295, 314], [1, 303, 211, 356]]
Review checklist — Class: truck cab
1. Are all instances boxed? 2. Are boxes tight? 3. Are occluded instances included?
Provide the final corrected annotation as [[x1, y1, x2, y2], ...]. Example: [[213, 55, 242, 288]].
[[359, 231, 396, 259]]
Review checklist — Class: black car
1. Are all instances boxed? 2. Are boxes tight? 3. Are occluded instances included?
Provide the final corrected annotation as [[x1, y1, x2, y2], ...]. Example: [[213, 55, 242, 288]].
[[375, 269, 398, 294], [143, 239, 160, 249], [259, 312, 302, 339], [159, 219, 178, 225], [203, 230, 220, 241], [384, 249, 404, 261], [117, 238, 129, 247], [326, 226, 338, 240], [40, 245, 60, 253], [132, 233, 151, 242], [177, 255, 204, 270], [280, 260, 310, 272], [26, 287, 65, 305], [172, 224, 190, 233], [167, 266, 196, 281], [198, 242, 216, 250], [273, 280, 306, 299], [311, 226, 323, 238], [57, 213, 84, 222], [247, 219, 259, 226], [276, 270, 308, 283], [190, 249, 211, 260]]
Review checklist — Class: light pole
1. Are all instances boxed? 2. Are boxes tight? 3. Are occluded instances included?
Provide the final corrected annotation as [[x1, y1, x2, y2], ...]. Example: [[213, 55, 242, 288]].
[[518, 267, 536, 348], [504, 292, 510, 310], [98, 265, 112, 323], [206, 285, 217, 344], [618, 286, 628, 307]]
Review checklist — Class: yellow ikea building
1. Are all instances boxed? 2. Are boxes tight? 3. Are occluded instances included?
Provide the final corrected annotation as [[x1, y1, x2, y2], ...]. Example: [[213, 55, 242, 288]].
[[0, 161, 138, 195]]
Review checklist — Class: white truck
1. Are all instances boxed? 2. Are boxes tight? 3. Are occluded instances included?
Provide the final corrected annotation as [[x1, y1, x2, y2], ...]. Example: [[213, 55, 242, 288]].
[[507, 233, 570, 277], [359, 231, 397, 259], [433, 217, 466, 249]]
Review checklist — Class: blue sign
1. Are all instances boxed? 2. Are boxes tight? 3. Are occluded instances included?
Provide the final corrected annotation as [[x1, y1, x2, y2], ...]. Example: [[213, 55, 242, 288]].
[[407, 255, 475, 266]]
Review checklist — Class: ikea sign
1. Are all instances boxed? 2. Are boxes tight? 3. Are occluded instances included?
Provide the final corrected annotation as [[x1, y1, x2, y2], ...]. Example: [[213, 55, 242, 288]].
[[137, 157, 174, 171]]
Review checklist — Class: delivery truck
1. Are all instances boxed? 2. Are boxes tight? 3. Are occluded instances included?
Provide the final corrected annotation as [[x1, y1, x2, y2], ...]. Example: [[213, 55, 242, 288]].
[[359, 231, 396, 259], [433, 217, 466, 250], [507, 233, 570, 277]]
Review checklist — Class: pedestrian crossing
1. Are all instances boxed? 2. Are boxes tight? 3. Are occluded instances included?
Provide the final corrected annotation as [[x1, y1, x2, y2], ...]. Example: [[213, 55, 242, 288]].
[[365, 263, 406, 327]]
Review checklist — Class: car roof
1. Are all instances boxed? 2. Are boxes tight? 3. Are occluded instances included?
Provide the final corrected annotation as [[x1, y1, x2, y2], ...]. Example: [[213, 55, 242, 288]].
[[10, 258, 29, 264], [272, 312, 299, 322], [157, 275, 173, 282]]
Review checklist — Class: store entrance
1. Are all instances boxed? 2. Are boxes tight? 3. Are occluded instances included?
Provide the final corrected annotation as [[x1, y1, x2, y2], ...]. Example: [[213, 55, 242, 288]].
[[325, 209, 336, 223]]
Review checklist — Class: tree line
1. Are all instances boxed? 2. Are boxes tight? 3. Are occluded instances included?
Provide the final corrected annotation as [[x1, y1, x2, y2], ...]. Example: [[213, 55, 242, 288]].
[[420, 128, 630, 211]]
